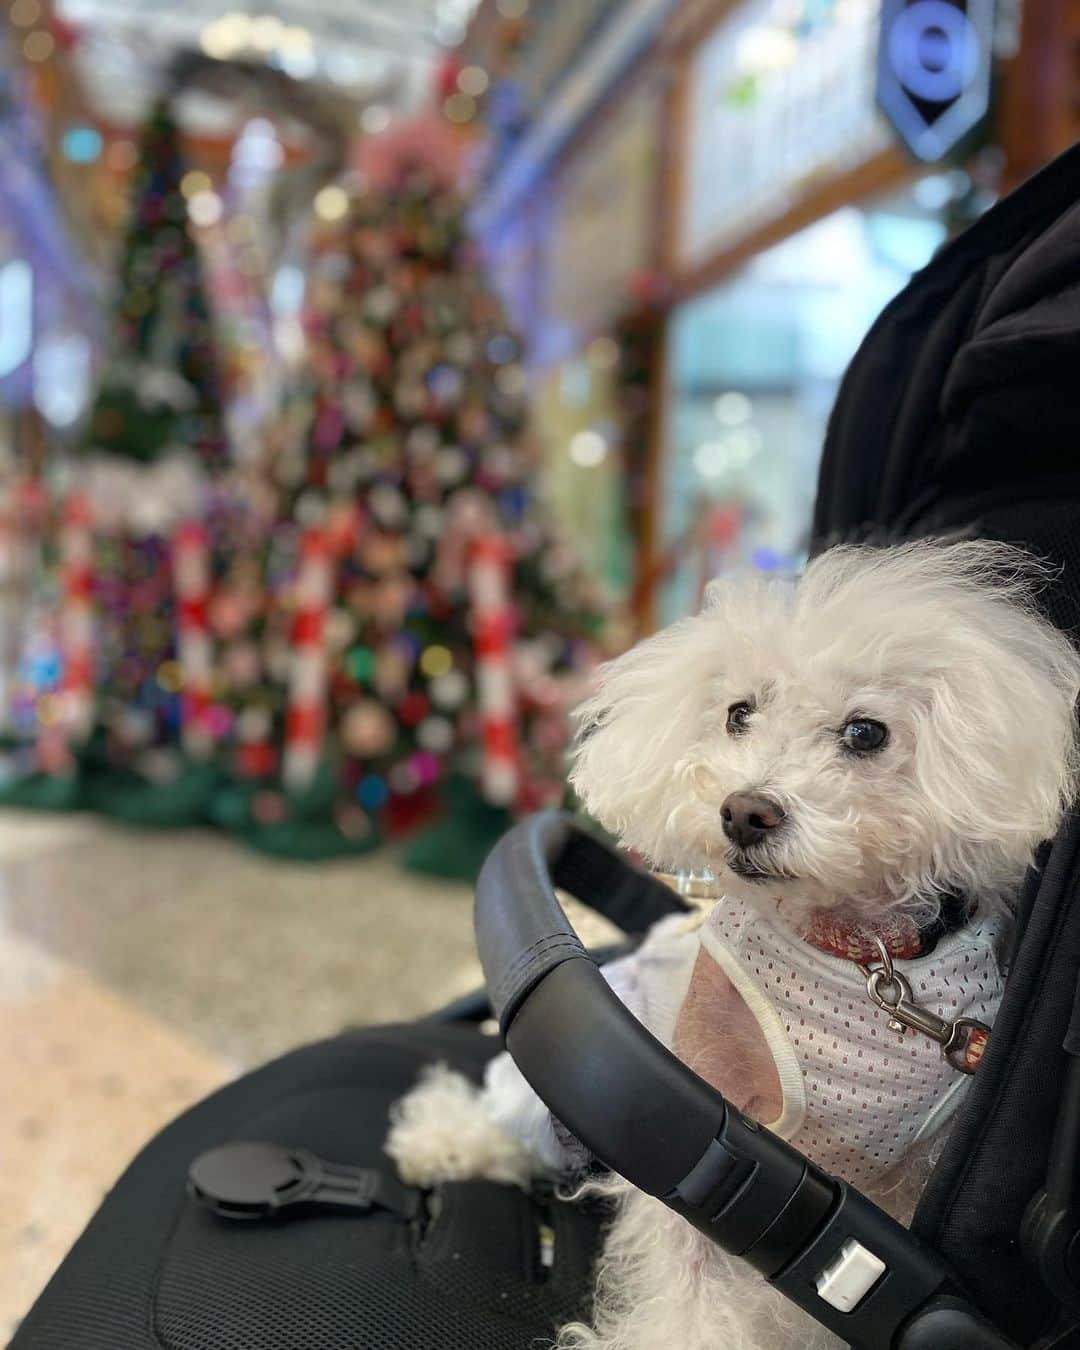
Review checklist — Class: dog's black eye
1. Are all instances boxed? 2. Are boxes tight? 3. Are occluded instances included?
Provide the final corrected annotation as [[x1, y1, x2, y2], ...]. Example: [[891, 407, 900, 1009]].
[[726, 701, 754, 736], [840, 718, 889, 755]]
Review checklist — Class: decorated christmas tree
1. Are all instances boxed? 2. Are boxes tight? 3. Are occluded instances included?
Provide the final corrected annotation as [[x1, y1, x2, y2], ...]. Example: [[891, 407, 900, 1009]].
[[212, 167, 609, 868], [84, 98, 233, 823], [0, 98, 233, 821]]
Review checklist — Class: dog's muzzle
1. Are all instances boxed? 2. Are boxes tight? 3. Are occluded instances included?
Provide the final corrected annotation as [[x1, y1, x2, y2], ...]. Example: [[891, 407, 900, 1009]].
[[721, 791, 786, 849]]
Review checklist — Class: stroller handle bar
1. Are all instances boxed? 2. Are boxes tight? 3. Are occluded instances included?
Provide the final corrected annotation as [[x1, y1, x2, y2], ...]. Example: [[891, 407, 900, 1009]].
[[474, 812, 1020, 1350]]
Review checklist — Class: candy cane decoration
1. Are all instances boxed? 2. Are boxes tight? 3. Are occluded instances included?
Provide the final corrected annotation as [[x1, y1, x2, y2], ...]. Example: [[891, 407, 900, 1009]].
[[283, 527, 334, 792], [468, 533, 519, 806], [173, 521, 215, 757], [39, 489, 95, 773]]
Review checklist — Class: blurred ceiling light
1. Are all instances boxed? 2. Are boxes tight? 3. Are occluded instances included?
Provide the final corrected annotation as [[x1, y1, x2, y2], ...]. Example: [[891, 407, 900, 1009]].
[[200, 22, 236, 59], [496, 0, 529, 15], [187, 190, 223, 228], [713, 391, 752, 425], [694, 427, 762, 479], [735, 26, 798, 74], [10, 0, 42, 28], [181, 169, 212, 199], [200, 11, 251, 59], [443, 92, 476, 124], [277, 25, 313, 54], [23, 29, 55, 62], [34, 334, 91, 428], [569, 430, 608, 468], [200, 31, 231, 60], [360, 104, 391, 134], [218, 12, 252, 43], [457, 66, 489, 97], [249, 14, 283, 51], [314, 185, 349, 222], [0, 260, 33, 379], [280, 49, 317, 78], [325, 51, 367, 86]]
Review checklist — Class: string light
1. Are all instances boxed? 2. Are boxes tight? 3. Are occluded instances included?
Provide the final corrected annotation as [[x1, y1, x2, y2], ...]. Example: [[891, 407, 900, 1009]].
[[278, 24, 313, 53], [419, 644, 453, 678], [457, 66, 489, 97], [187, 190, 223, 228], [156, 661, 183, 693], [180, 170, 212, 199], [62, 126, 103, 164], [10, 0, 41, 27], [443, 93, 476, 124], [23, 30, 55, 62], [314, 185, 349, 221]]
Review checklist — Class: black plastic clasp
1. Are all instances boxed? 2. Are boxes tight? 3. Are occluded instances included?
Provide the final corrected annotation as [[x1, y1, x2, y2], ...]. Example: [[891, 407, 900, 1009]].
[[188, 1142, 422, 1222], [664, 1107, 972, 1349]]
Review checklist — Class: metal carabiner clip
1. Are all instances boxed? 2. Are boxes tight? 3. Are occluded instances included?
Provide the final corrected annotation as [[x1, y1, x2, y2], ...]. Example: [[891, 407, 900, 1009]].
[[857, 935, 990, 1075]]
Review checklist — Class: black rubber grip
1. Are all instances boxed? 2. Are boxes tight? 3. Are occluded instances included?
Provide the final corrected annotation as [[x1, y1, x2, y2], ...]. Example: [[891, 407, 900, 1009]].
[[474, 811, 689, 1034]]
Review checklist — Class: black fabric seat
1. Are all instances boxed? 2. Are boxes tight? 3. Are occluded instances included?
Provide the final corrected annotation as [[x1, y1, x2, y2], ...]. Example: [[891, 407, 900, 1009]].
[[12, 1021, 604, 1350]]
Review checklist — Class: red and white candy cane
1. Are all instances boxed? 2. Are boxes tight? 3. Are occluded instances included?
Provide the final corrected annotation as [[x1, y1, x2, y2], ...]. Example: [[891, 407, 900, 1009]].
[[468, 533, 519, 806], [41, 490, 95, 773], [283, 527, 334, 792], [173, 521, 215, 756]]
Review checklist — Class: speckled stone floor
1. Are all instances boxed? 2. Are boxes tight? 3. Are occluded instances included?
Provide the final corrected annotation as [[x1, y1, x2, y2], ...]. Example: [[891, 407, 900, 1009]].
[[0, 810, 483, 1340]]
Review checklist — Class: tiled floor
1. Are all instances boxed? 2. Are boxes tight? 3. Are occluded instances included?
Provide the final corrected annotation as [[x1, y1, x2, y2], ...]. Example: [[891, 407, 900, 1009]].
[[1, 811, 483, 1339]]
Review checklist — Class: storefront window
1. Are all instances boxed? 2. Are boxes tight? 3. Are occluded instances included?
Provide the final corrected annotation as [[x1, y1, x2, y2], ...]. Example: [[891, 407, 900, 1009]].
[[660, 187, 946, 622], [681, 0, 888, 268]]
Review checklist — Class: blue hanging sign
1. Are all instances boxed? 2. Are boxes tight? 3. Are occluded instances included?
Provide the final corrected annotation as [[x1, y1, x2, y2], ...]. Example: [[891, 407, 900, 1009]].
[[877, 0, 996, 161]]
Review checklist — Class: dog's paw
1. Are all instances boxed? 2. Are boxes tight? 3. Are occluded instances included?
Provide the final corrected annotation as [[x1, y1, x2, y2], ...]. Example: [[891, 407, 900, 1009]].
[[385, 1063, 535, 1188]]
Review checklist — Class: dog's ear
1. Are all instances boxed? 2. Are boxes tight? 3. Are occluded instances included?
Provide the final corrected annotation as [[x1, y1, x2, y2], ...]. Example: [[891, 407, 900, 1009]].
[[569, 614, 718, 867], [900, 542, 1080, 883], [570, 574, 781, 866]]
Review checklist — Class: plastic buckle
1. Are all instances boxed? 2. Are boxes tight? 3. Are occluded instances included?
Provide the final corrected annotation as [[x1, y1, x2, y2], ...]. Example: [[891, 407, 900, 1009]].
[[187, 1141, 422, 1222]]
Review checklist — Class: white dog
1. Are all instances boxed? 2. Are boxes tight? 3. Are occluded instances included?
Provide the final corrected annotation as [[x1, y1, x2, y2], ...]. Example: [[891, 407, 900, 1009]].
[[388, 540, 1080, 1350]]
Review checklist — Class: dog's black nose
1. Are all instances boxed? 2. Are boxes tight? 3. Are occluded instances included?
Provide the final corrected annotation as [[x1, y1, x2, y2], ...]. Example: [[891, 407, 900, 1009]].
[[721, 792, 785, 848]]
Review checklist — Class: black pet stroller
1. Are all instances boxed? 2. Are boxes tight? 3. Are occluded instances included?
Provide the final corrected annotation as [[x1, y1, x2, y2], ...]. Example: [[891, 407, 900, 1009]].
[[15, 142, 1080, 1350]]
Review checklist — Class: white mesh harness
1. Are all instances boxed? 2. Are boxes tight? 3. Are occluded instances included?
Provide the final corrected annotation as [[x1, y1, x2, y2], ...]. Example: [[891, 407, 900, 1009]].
[[684, 895, 1009, 1186]]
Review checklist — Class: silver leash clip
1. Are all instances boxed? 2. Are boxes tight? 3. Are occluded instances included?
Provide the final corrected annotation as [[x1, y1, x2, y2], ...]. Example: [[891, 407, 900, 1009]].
[[857, 935, 989, 1075]]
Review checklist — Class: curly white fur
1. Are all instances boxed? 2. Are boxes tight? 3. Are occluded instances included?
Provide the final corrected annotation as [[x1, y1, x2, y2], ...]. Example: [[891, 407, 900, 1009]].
[[387, 541, 1080, 1350], [385, 1062, 536, 1188]]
